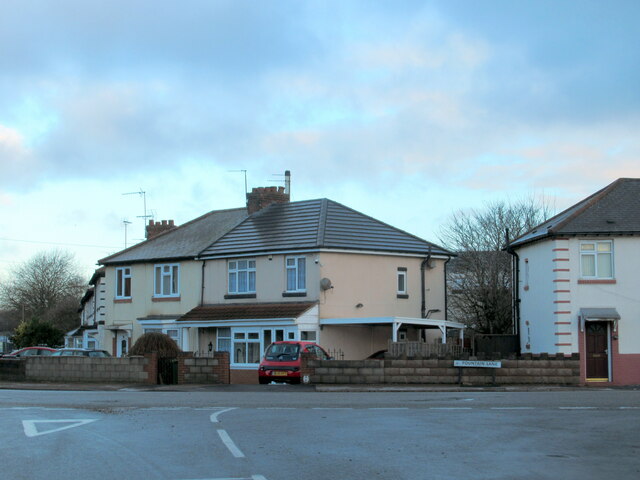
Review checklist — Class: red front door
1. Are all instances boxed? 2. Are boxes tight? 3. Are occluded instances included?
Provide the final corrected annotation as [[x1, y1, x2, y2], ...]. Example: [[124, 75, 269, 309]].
[[586, 322, 609, 380]]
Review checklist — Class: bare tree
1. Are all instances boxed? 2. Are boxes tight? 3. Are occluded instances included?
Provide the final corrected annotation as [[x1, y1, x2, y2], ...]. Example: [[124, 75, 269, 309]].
[[0, 250, 85, 333], [439, 199, 551, 334]]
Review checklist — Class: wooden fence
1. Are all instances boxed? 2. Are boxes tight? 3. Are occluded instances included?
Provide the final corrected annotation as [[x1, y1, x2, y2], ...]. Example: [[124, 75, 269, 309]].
[[387, 340, 464, 358]]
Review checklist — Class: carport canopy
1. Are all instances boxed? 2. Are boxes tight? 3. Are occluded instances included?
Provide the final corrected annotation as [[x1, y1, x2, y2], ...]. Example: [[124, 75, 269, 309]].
[[319, 317, 466, 343]]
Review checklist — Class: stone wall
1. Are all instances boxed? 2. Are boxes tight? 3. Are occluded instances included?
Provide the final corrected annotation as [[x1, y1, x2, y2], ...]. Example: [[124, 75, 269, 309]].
[[307, 353, 580, 385], [21, 356, 152, 383]]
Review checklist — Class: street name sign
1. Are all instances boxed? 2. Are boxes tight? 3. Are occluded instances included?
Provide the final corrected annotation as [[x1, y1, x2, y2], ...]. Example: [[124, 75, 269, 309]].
[[454, 360, 502, 368]]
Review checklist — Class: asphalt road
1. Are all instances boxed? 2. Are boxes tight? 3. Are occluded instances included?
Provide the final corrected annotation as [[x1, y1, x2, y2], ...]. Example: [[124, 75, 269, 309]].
[[1, 387, 639, 480]]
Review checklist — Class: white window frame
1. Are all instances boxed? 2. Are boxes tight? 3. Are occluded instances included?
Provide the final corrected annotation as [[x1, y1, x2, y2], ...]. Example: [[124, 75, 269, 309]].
[[232, 328, 261, 365], [115, 267, 132, 299], [580, 240, 614, 279], [154, 263, 180, 297], [397, 268, 407, 295], [286, 256, 307, 292], [228, 259, 256, 294]]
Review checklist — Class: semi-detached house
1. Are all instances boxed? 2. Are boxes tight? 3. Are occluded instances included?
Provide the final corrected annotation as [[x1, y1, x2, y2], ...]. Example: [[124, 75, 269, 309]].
[[508, 178, 640, 386], [99, 186, 460, 383]]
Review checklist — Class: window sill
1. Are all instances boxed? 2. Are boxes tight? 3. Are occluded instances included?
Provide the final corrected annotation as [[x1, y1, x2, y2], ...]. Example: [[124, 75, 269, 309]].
[[114, 298, 132, 303], [578, 279, 616, 284], [397, 294, 409, 299], [224, 293, 257, 299], [283, 292, 307, 297], [152, 296, 181, 302]]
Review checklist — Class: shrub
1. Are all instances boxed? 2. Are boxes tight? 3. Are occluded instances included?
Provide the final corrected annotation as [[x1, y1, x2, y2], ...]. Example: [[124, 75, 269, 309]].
[[129, 332, 181, 357], [10, 319, 63, 349]]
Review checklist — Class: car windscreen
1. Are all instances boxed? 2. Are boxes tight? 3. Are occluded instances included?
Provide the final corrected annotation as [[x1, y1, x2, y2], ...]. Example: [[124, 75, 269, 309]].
[[264, 343, 300, 361]]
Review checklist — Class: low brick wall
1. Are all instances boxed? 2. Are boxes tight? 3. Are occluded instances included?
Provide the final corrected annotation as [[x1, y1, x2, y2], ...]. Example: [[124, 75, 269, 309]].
[[23, 356, 152, 383], [307, 353, 580, 386], [179, 352, 230, 384]]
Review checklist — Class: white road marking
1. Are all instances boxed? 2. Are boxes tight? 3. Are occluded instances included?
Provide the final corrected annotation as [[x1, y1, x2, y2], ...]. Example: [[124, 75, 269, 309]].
[[22, 419, 97, 437], [491, 407, 535, 410], [178, 476, 267, 480], [429, 407, 472, 410], [256, 407, 296, 410], [559, 407, 597, 410], [369, 407, 409, 410], [217, 429, 245, 458], [619, 407, 640, 409], [312, 407, 353, 410], [209, 407, 237, 423]]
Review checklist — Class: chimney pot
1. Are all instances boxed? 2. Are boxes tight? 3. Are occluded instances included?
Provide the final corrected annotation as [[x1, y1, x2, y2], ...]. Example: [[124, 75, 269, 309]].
[[146, 219, 178, 239]]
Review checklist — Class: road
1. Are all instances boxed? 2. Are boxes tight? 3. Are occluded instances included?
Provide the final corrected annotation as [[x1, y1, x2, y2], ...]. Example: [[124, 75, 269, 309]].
[[0, 387, 638, 480]]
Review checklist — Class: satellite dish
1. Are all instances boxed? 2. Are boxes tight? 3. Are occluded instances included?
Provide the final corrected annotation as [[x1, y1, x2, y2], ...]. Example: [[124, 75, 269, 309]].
[[320, 277, 333, 290]]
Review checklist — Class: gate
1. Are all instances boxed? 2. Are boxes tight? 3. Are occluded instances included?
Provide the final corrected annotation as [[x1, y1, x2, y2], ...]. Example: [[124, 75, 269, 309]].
[[157, 357, 178, 384]]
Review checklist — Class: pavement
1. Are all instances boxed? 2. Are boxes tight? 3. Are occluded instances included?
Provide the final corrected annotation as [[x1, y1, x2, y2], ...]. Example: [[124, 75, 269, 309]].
[[1, 381, 637, 392]]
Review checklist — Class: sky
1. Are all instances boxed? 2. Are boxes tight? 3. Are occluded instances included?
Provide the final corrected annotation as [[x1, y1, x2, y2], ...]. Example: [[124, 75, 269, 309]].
[[1, 0, 639, 281]]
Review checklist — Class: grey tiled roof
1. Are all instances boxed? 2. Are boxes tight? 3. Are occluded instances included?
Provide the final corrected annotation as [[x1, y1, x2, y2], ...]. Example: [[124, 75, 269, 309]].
[[100, 208, 248, 265], [510, 178, 640, 248], [198, 199, 451, 257]]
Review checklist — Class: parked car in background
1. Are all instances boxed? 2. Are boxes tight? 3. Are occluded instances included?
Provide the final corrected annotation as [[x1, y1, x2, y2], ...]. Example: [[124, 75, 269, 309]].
[[259, 341, 331, 384], [51, 348, 111, 357], [1, 346, 56, 358]]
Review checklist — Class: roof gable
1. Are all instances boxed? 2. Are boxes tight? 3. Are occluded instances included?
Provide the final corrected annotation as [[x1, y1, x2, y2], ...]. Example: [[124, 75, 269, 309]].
[[510, 178, 640, 248], [199, 198, 451, 257]]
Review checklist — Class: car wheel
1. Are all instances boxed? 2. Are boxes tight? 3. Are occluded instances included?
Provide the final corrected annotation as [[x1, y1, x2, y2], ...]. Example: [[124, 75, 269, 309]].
[[259, 377, 269, 384]]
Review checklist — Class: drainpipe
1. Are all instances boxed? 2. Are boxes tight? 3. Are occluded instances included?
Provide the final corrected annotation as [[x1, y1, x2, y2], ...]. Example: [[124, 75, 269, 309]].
[[443, 256, 452, 321], [420, 248, 432, 318], [200, 260, 206, 306], [505, 229, 521, 353]]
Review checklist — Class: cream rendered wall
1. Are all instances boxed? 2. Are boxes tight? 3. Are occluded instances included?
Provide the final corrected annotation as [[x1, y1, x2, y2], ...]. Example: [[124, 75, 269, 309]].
[[103, 260, 203, 353], [518, 240, 558, 354], [321, 325, 391, 359], [202, 254, 321, 304], [317, 252, 446, 320], [568, 237, 640, 355]]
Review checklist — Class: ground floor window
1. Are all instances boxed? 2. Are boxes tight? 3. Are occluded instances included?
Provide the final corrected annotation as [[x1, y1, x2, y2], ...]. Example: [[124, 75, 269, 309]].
[[214, 326, 298, 367]]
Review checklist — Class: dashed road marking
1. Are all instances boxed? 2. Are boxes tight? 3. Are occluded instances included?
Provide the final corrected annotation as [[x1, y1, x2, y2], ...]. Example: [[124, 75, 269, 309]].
[[217, 429, 245, 458], [429, 407, 473, 410], [559, 407, 597, 410], [491, 407, 535, 410]]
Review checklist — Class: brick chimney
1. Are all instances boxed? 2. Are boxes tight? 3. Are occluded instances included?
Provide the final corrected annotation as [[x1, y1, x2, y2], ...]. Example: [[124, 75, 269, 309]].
[[146, 219, 177, 239], [246, 186, 290, 214]]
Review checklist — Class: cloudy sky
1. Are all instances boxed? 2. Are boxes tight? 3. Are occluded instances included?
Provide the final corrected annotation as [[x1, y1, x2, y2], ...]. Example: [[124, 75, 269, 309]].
[[1, 0, 639, 280]]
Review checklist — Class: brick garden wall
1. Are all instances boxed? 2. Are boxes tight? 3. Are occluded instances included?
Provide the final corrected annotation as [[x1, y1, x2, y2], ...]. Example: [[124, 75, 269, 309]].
[[179, 352, 230, 384], [0, 356, 153, 383], [307, 353, 580, 385]]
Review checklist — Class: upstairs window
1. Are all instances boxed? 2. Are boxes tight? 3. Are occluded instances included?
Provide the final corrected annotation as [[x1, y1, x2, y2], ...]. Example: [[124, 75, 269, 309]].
[[397, 267, 407, 296], [286, 256, 306, 292], [228, 259, 256, 294], [154, 264, 180, 297], [580, 241, 613, 278], [115, 267, 132, 298]]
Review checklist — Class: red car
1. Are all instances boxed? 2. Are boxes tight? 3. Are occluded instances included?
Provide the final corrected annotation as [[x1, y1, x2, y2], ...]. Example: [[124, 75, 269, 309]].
[[1, 346, 56, 358], [259, 341, 331, 384]]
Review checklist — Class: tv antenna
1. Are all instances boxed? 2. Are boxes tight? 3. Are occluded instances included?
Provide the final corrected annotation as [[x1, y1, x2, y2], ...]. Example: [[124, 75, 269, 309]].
[[122, 220, 132, 248], [122, 189, 152, 237], [229, 169, 248, 195]]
